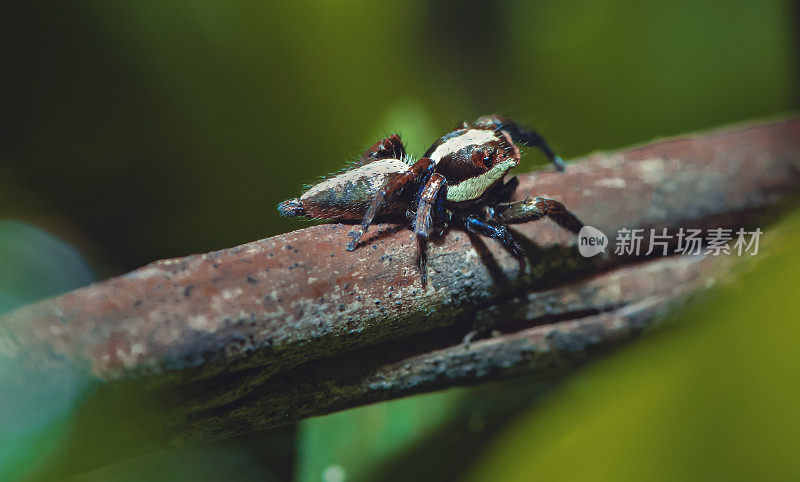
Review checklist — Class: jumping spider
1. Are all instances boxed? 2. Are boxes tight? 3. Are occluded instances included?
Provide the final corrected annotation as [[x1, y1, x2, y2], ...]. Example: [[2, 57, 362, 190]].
[[278, 115, 583, 283]]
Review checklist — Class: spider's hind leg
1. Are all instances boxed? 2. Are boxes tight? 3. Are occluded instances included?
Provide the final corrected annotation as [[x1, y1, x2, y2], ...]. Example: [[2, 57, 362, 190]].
[[354, 134, 407, 166], [475, 115, 566, 172]]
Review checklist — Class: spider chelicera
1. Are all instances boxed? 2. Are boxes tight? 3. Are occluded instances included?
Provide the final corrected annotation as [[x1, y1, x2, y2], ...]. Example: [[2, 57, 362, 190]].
[[278, 115, 584, 283]]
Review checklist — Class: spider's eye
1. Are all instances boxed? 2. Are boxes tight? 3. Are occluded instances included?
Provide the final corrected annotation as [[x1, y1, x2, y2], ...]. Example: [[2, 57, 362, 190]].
[[482, 154, 493, 167]]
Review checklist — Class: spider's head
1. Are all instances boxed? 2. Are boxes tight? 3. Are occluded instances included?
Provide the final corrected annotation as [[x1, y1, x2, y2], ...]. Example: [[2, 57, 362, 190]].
[[426, 127, 520, 203]]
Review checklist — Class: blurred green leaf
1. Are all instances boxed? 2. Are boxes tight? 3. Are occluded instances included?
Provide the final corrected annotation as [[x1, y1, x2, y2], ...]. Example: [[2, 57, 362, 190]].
[[0, 221, 94, 481], [296, 379, 553, 482], [465, 212, 800, 482], [296, 390, 461, 482]]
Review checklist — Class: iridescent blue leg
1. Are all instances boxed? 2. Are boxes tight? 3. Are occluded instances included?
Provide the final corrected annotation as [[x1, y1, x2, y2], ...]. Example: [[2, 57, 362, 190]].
[[461, 215, 525, 258]]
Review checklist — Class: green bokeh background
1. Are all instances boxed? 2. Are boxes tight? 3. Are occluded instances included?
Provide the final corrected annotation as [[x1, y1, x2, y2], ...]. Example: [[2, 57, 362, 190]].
[[1, 1, 798, 480]]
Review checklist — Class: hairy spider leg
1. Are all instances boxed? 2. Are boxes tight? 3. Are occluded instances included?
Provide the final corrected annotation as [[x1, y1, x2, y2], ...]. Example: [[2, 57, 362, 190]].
[[486, 196, 584, 234], [413, 173, 447, 284], [432, 182, 450, 236], [461, 215, 525, 258], [475, 115, 566, 172], [409, 162, 437, 214], [346, 157, 434, 251], [403, 164, 435, 230]]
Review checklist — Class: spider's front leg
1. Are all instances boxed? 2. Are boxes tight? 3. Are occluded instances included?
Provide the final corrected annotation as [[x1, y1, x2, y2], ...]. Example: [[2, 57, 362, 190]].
[[485, 196, 584, 234], [346, 157, 434, 251], [475, 115, 566, 172], [412, 173, 449, 283], [460, 215, 526, 258]]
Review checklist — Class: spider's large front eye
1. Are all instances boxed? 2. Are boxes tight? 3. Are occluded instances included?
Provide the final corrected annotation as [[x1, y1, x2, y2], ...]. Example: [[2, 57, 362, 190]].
[[482, 153, 494, 168]]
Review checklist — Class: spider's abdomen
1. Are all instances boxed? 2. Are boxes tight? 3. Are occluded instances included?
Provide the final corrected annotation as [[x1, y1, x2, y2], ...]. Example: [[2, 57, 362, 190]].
[[278, 158, 409, 220]]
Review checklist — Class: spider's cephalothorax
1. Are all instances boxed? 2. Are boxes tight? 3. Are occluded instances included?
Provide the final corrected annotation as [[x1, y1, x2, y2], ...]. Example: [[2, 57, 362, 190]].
[[278, 115, 583, 283]]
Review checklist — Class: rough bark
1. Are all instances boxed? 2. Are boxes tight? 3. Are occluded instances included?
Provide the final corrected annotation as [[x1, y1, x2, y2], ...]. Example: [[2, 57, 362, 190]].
[[2, 117, 799, 477]]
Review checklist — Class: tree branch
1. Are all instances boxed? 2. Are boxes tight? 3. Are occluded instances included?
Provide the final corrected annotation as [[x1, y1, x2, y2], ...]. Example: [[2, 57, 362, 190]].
[[3, 117, 799, 476]]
